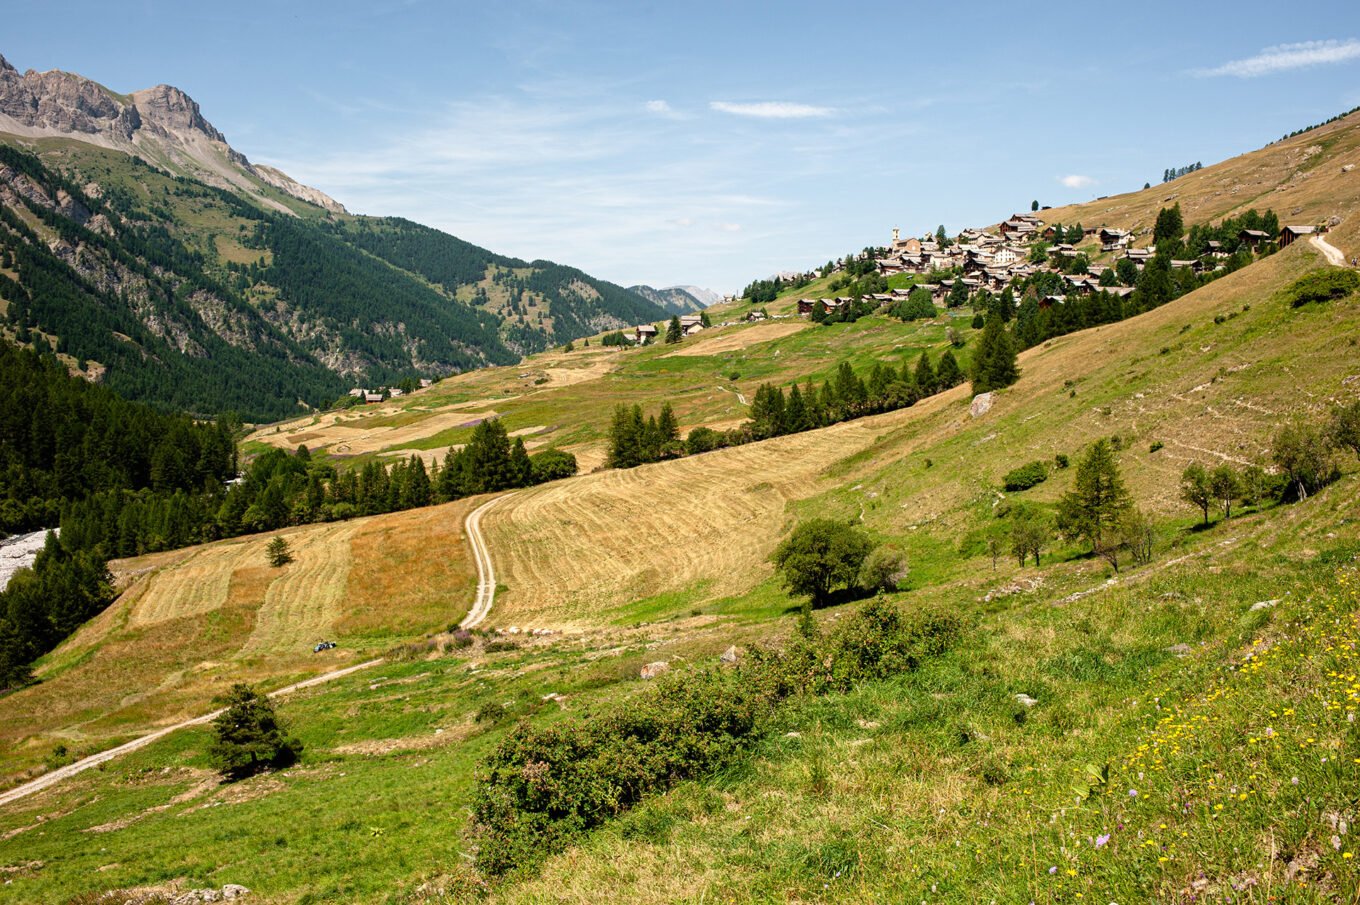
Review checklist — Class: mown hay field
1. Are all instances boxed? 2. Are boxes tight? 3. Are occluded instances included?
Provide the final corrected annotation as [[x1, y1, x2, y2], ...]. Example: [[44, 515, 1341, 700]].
[[0, 500, 477, 783]]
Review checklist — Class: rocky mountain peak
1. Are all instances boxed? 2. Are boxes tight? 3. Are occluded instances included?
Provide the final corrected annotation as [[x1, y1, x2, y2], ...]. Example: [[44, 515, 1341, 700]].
[[0, 51, 344, 214], [129, 84, 226, 143]]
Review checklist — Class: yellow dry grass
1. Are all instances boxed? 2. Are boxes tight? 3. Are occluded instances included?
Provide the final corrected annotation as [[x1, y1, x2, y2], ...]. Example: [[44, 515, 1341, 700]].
[[0, 500, 477, 767], [479, 396, 952, 628], [663, 321, 808, 357], [241, 523, 356, 654], [1033, 109, 1360, 260]]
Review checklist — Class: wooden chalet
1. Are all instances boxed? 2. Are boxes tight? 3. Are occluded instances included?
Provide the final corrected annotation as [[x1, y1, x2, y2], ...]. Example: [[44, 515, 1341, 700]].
[[1099, 228, 1132, 251], [1278, 225, 1316, 248], [634, 324, 659, 343], [1238, 229, 1271, 249]]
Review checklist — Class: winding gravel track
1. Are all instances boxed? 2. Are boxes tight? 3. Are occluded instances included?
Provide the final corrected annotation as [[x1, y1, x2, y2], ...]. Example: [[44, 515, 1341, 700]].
[[2, 494, 513, 808], [0, 660, 381, 808], [459, 494, 510, 629], [1311, 233, 1348, 267]]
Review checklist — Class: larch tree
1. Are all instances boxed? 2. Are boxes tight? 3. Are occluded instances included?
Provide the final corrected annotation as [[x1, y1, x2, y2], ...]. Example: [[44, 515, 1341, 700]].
[[1056, 438, 1132, 570]]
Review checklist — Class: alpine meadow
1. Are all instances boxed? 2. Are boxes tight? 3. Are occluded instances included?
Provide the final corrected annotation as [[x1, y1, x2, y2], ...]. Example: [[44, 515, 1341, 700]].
[[3, 8, 1360, 905]]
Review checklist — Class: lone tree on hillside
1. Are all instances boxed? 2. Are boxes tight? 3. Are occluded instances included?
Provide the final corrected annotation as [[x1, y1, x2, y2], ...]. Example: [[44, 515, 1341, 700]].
[[209, 684, 303, 781], [1056, 439, 1132, 571], [1031, 199, 1039, 212], [1330, 400, 1360, 457], [1179, 462, 1214, 526], [266, 536, 292, 567], [1209, 464, 1241, 521], [1009, 506, 1050, 567], [1271, 419, 1337, 500], [771, 519, 876, 609], [970, 314, 1019, 394], [665, 315, 683, 344]]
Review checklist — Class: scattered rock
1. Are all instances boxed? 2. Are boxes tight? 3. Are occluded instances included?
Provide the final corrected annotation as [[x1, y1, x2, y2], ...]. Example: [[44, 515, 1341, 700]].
[[856, 719, 881, 729], [969, 392, 993, 418], [720, 645, 740, 664], [541, 692, 559, 701], [1343, 164, 1355, 173], [170, 886, 251, 905], [1014, 694, 1038, 708], [982, 576, 1042, 602], [1166, 643, 1193, 658], [1250, 599, 1280, 612], [785, 731, 801, 738], [639, 661, 669, 680], [1327, 214, 1342, 227], [507, 626, 521, 635]]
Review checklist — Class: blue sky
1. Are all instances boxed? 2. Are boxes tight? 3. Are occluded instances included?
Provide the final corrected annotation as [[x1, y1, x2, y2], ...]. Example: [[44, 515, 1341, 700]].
[[7, 1, 1360, 292]]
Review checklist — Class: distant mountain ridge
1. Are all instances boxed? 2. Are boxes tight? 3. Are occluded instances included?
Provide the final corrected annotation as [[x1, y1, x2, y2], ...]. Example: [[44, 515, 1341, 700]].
[[0, 52, 665, 420], [627, 284, 717, 314], [0, 53, 344, 215]]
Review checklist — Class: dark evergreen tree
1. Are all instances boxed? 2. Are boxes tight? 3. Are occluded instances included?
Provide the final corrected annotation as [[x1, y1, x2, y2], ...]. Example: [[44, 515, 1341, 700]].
[[970, 314, 1020, 394]]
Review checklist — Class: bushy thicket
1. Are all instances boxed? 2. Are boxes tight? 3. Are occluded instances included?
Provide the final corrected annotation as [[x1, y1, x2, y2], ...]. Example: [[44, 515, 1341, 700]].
[[1279, 269, 1360, 308], [472, 598, 959, 876], [1002, 461, 1049, 491]]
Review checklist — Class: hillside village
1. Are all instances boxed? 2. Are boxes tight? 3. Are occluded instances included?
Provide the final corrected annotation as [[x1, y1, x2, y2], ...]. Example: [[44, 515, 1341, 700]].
[[795, 213, 1330, 318]]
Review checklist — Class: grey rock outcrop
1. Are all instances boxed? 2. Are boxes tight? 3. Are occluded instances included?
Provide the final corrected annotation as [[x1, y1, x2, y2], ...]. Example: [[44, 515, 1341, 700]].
[[0, 52, 344, 214]]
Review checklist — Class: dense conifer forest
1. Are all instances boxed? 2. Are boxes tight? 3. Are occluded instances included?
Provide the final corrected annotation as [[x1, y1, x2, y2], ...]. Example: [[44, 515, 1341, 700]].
[[0, 143, 664, 420]]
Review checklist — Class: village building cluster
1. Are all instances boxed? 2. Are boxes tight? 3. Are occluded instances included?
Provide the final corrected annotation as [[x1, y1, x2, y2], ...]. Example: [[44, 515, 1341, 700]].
[[348, 378, 434, 404], [789, 214, 1323, 317]]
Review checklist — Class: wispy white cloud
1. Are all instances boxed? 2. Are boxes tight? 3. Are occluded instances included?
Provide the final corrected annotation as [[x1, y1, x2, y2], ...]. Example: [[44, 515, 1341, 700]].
[[644, 99, 672, 114], [1059, 174, 1095, 189], [1195, 39, 1360, 78], [710, 100, 834, 119]]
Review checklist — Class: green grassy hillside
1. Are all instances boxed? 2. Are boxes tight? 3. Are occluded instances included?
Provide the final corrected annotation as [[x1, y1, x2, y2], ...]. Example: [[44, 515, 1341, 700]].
[[2, 214, 1358, 902], [5, 115, 1360, 904]]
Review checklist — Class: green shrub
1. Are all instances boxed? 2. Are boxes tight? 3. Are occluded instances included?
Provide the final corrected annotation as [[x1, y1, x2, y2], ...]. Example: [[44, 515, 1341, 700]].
[[1280, 268, 1360, 307], [471, 598, 958, 877], [1054, 453, 1070, 469], [1003, 461, 1049, 491]]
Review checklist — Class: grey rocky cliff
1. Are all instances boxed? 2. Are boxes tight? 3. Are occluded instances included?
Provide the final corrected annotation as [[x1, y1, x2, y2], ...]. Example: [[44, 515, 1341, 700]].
[[0, 52, 344, 214]]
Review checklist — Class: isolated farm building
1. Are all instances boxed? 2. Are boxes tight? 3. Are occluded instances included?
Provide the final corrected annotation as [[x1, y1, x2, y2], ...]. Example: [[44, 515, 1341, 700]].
[[745, 310, 767, 321], [363, 391, 384, 403], [389, 387, 404, 397], [680, 314, 705, 335], [1278, 225, 1316, 248], [419, 378, 433, 388], [1238, 228, 1271, 249], [348, 387, 365, 398], [634, 324, 659, 343]]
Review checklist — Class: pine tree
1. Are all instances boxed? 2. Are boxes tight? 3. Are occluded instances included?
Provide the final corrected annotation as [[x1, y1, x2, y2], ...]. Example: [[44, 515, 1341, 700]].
[[665, 315, 682, 344], [266, 536, 292, 567], [1153, 204, 1184, 245], [1056, 439, 1132, 569], [914, 353, 937, 397], [936, 349, 963, 388], [209, 683, 303, 781], [509, 440, 533, 487], [970, 314, 1019, 394]]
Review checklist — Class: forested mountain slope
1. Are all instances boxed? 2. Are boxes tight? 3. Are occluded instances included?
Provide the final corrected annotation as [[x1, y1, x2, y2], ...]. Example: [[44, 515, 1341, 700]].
[[0, 54, 665, 420]]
